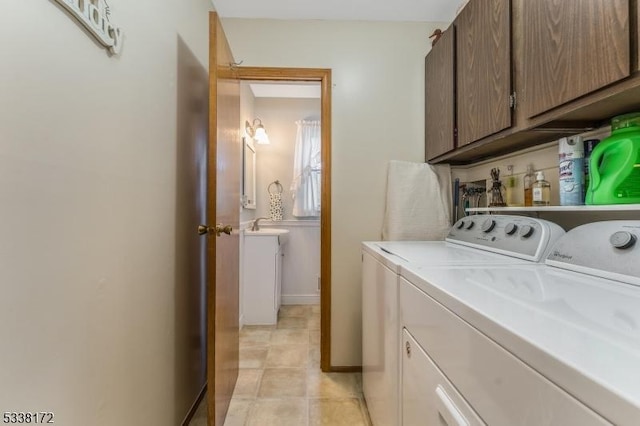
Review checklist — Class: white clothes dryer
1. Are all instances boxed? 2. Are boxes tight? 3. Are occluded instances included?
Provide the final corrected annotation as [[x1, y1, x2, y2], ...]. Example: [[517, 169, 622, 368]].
[[362, 215, 565, 426]]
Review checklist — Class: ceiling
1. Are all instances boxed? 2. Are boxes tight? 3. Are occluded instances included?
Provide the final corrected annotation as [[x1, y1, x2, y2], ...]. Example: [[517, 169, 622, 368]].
[[211, 0, 462, 23]]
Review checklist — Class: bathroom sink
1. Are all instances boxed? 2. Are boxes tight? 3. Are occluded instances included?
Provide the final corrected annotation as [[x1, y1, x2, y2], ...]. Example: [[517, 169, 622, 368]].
[[245, 228, 289, 236], [245, 228, 289, 244]]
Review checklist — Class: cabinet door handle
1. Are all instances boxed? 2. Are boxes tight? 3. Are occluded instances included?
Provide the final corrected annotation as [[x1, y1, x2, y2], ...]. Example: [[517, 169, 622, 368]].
[[405, 341, 411, 358], [435, 385, 469, 426]]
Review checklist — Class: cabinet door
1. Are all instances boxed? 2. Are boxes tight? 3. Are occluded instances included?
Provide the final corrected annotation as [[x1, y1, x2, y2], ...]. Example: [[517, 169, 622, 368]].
[[523, 0, 630, 118], [637, 1, 640, 72], [425, 27, 456, 161], [456, 0, 512, 147], [402, 329, 485, 426], [274, 246, 282, 314]]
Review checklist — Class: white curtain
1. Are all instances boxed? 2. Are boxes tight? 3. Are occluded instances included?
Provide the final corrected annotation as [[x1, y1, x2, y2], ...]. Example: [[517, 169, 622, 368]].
[[291, 120, 321, 217]]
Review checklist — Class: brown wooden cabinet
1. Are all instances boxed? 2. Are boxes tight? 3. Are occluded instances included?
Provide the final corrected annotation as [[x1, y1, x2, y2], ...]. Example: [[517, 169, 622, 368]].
[[456, 0, 512, 147], [522, 0, 630, 118], [425, 28, 455, 161], [637, 0, 640, 72]]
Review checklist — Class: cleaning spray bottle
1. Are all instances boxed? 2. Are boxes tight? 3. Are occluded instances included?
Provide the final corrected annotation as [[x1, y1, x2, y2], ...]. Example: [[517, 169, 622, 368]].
[[558, 136, 585, 206]]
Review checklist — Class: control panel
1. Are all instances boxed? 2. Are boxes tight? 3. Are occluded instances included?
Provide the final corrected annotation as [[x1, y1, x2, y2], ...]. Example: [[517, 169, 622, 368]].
[[546, 221, 640, 286], [447, 215, 565, 261]]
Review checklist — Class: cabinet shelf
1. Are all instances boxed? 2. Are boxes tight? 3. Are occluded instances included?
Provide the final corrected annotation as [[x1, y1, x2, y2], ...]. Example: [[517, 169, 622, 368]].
[[466, 205, 640, 213]]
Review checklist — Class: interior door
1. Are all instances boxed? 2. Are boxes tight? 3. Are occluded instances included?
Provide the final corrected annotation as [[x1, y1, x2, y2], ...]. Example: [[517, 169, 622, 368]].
[[176, 37, 208, 424], [207, 12, 241, 426]]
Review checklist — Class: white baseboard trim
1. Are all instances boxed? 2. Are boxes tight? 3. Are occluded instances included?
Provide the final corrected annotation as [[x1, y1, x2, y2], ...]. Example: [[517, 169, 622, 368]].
[[281, 294, 320, 305]]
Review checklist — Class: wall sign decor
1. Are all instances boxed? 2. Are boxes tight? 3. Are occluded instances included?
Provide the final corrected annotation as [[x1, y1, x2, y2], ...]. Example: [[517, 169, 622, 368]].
[[54, 0, 123, 55]]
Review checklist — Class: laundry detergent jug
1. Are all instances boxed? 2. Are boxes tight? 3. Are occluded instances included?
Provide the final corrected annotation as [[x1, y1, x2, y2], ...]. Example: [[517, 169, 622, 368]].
[[586, 112, 640, 205]]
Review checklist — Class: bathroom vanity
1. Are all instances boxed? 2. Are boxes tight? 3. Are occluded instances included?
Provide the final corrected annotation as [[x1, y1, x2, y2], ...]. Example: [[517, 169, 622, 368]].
[[243, 229, 289, 325]]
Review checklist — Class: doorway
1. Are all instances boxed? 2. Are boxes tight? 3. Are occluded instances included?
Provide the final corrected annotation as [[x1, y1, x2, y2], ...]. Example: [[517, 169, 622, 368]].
[[236, 67, 332, 373]]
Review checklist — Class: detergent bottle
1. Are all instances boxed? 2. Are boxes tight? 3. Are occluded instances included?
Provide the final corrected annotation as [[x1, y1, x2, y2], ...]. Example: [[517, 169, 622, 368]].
[[586, 112, 640, 205]]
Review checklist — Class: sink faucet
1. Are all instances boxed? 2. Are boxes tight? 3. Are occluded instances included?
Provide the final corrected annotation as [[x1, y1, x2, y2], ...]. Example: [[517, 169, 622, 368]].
[[251, 217, 270, 231]]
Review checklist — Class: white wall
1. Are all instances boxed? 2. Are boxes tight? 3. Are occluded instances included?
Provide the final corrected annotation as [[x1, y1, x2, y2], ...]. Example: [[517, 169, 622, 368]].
[[0, 1, 212, 425], [221, 18, 445, 366], [254, 97, 321, 220]]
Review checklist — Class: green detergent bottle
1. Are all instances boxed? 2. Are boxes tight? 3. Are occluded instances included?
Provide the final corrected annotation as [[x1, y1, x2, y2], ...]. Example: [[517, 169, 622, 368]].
[[585, 112, 640, 205]]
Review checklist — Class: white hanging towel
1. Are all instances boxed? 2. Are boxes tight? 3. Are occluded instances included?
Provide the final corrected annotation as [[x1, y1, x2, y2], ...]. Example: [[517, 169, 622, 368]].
[[382, 160, 452, 241]]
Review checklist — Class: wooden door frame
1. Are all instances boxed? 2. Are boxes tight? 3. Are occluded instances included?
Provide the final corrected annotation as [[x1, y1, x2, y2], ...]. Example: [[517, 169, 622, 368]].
[[235, 67, 332, 372]]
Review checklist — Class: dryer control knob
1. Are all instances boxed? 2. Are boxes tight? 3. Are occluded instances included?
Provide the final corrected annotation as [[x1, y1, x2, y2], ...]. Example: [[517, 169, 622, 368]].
[[456, 221, 465, 229], [481, 219, 496, 233], [505, 223, 518, 235], [519, 225, 534, 238], [610, 231, 637, 249], [465, 221, 475, 230]]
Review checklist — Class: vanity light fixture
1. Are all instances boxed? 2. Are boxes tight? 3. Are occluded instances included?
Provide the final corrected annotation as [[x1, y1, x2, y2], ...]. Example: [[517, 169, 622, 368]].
[[245, 118, 270, 145]]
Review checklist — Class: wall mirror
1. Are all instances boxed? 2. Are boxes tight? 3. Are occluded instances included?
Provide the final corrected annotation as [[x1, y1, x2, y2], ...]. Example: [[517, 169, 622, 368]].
[[242, 137, 257, 209]]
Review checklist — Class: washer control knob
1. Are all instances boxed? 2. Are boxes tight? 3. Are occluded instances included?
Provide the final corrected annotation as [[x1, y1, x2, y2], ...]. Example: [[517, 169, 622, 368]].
[[456, 221, 465, 229], [519, 225, 535, 239], [481, 219, 496, 233], [505, 223, 518, 235], [465, 221, 475, 230], [610, 231, 637, 249]]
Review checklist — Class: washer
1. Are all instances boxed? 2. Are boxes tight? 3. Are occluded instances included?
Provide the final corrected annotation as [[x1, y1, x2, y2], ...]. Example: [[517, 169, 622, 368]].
[[361, 215, 565, 426], [400, 220, 640, 425]]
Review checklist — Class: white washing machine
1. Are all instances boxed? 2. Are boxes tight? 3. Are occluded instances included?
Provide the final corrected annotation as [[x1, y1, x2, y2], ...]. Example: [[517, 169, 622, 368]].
[[361, 215, 565, 426], [400, 221, 640, 425]]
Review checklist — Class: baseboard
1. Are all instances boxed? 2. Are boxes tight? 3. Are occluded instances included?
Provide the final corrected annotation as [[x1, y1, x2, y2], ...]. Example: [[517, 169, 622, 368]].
[[281, 294, 320, 305], [181, 383, 207, 426]]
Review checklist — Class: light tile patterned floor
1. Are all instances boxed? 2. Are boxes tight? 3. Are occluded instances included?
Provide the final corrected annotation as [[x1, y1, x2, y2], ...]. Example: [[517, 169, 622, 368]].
[[189, 305, 371, 426]]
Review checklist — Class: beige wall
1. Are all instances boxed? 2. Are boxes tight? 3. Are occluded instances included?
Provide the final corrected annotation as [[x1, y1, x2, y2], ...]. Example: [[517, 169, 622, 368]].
[[221, 18, 446, 366], [451, 127, 632, 230], [452, 127, 611, 203], [254, 97, 321, 220], [0, 1, 212, 425]]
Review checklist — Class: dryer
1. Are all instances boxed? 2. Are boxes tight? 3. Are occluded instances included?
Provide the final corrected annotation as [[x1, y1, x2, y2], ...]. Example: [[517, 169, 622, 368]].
[[400, 220, 640, 425], [361, 215, 565, 426]]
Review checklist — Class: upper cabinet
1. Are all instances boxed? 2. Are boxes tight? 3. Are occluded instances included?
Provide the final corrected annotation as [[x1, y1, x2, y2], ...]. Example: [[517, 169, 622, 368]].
[[425, 28, 456, 161], [522, 0, 630, 118], [637, 1, 640, 72], [456, 0, 512, 147], [426, 0, 640, 164]]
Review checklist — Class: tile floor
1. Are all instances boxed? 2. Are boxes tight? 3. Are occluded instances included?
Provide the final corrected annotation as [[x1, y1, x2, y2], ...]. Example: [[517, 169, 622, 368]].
[[189, 304, 371, 426]]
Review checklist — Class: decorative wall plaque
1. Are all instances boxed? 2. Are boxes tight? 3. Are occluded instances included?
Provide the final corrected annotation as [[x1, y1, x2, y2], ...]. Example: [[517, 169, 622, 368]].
[[54, 0, 123, 55]]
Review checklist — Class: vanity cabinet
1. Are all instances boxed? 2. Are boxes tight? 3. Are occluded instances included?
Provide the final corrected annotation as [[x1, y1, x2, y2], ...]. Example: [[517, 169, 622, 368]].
[[456, 0, 512, 147], [243, 232, 286, 325], [522, 0, 630, 118], [425, 27, 456, 160]]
